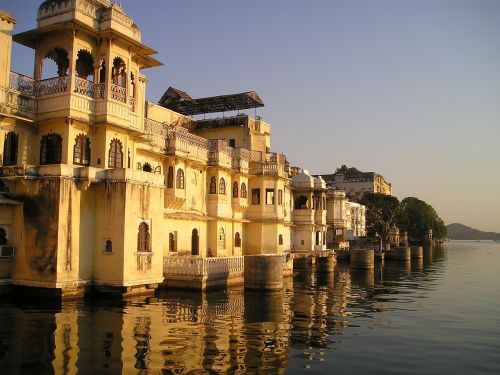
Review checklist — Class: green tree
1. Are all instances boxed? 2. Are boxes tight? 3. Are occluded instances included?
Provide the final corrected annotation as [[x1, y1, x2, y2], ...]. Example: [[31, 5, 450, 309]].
[[397, 197, 447, 241], [335, 165, 362, 175], [360, 193, 400, 242]]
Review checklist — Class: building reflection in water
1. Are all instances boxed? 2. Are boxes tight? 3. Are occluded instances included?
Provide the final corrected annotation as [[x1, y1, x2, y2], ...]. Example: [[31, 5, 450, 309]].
[[0, 247, 445, 373]]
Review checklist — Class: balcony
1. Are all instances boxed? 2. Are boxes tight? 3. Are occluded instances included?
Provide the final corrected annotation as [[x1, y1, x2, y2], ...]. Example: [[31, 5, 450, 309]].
[[2, 73, 37, 119], [0, 246, 15, 258], [314, 209, 327, 225], [208, 139, 232, 169], [5, 71, 138, 126], [163, 255, 244, 289], [249, 151, 287, 177], [232, 148, 250, 173], [143, 118, 168, 152], [165, 125, 209, 164], [292, 208, 314, 224]]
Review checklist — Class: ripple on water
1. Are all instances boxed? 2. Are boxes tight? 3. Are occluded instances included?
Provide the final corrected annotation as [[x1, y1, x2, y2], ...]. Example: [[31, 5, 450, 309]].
[[0, 242, 499, 374]]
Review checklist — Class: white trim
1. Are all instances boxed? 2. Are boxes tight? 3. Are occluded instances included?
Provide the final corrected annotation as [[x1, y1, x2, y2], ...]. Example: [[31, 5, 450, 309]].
[[11, 279, 92, 288], [11, 277, 164, 288], [93, 277, 164, 287]]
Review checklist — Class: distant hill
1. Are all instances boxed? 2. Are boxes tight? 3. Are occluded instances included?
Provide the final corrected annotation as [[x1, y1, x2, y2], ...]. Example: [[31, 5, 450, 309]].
[[447, 223, 500, 240]]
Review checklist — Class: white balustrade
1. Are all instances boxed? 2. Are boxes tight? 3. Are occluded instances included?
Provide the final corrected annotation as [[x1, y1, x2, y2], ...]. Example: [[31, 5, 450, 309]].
[[163, 256, 244, 277]]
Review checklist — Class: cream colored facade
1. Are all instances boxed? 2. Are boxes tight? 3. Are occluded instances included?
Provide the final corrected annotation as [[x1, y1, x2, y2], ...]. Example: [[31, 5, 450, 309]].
[[0, 2, 327, 296], [291, 170, 327, 251], [325, 189, 366, 247], [325, 190, 349, 248], [346, 201, 366, 240], [322, 172, 392, 201]]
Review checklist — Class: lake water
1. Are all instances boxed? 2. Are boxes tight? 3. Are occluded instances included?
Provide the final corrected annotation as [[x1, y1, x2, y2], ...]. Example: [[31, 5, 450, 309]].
[[0, 241, 499, 374]]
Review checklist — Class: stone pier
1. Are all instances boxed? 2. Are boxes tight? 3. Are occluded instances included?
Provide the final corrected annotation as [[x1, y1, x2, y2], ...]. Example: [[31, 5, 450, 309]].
[[387, 246, 411, 261], [410, 246, 423, 259], [350, 249, 374, 269], [317, 256, 336, 273], [244, 255, 284, 290]]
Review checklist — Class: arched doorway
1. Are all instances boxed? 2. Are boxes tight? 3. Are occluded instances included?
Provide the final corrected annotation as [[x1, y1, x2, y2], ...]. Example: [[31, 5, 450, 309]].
[[0, 227, 7, 245], [217, 227, 225, 253], [137, 222, 150, 252], [169, 233, 176, 252], [191, 229, 199, 256]]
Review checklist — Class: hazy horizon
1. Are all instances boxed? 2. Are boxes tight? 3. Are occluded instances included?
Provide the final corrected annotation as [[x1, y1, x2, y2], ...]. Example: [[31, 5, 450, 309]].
[[2, 0, 499, 232]]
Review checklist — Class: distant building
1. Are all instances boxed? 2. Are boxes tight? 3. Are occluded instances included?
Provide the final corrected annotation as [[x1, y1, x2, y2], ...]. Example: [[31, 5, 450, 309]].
[[345, 201, 366, 240], [320, 172, 392, 201], [291, 171, 327, 251], [325, 190, 366, 248]]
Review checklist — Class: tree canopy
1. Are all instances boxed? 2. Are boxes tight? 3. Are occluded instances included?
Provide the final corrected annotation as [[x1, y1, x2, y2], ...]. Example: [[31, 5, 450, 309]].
[[335, 165, 362, 175], [360, 193, 400, 241], [397, 197, 447, 240], [361, 193, 447, 243]]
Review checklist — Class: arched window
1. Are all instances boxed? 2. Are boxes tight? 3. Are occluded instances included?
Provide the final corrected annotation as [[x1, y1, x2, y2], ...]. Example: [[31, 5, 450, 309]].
[[169, 233, 176, 252], [232, 182, 238, 198], [73, 134, 90, 166], [240, 183, 247, 198], [40, 133, 62, 165], [43, 47, 69, 78], [130, 72, 135, 98], [217, 227, 225, 251], [111, 57, 126, 103], [137, 222, 150, 252], [295, 196, 308, 209], [154, 166, 161, 174], [104, 239, 112, 253], [112, 57, 126, 87], [235, 232, 241, 248], [176, 169, 185, 189], [99, 59, 106, 83], [209, 176, 217, 194], [142, 163, 152, 173], [108, 139, 123, 168], [219, 178, 226, 195], [166, 166, 173, 188], [75, 49, 94, 84], [3, 131, 18, 166], [316, 231, 320, 246], [0, 227, 7, 245], [191, 229, 199, 256], [279, 234, 283, 245]]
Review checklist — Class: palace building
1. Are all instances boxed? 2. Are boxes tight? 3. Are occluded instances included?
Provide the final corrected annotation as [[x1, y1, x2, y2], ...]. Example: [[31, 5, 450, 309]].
[[0, 1, 361, 297]]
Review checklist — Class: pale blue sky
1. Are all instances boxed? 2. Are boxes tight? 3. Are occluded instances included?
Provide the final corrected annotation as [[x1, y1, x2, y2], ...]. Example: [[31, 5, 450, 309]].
[[2, 0, 499, 231]]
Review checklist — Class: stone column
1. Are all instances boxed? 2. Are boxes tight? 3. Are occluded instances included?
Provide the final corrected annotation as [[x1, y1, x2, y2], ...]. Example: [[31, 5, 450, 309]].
[[244, 255, 283, 290], [350, 249, 374, 269]]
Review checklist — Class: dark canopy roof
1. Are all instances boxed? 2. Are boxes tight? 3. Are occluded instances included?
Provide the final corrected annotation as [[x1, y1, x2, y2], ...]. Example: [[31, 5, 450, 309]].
[[159, 87, 264, 116]]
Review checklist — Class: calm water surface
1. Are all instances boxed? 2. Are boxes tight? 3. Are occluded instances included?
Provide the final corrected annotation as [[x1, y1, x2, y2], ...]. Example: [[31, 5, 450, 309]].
[[0, 241, 499, 374]]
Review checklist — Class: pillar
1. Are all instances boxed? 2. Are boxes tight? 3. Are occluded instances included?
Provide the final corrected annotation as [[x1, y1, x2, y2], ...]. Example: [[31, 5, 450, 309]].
[[350, 249, 374, 269], [244, 255, 283, 290]]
